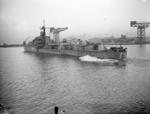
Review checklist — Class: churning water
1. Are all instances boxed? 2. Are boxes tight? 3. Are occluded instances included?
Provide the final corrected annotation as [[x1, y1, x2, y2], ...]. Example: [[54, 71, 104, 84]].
[[0, 45, 150, 114]]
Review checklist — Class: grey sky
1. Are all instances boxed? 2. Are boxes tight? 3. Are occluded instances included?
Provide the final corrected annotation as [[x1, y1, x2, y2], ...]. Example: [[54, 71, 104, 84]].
[[0, 0, 150, 44]]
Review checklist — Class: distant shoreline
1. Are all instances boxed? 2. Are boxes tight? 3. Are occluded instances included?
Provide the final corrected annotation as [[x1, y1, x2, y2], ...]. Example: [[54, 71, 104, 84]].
[[103, 43, 150, 45], [0, 44, 23, 48]]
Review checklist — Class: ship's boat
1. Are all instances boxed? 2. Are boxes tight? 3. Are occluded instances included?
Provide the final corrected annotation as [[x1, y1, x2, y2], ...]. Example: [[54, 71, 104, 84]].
[[23, 22, 127, 60]]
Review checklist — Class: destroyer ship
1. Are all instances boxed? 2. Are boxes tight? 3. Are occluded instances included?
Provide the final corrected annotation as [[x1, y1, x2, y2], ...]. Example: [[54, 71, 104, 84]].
[[23, 22, 127, 60]]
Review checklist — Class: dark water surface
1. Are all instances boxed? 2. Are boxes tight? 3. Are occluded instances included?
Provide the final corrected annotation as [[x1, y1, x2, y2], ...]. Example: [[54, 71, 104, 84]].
[[0, 45, 150, 114]]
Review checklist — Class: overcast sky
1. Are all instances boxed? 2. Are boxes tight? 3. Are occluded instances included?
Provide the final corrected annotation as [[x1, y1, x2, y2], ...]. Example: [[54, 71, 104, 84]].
[[0, 0, 150, 44]]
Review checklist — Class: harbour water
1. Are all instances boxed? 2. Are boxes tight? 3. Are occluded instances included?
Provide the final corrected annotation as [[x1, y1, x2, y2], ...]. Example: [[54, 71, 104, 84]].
[[0, 45, 150, 114]]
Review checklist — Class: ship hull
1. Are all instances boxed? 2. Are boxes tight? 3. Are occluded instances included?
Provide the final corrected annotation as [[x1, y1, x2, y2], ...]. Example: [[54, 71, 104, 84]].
[[24, 45, 127, 60]]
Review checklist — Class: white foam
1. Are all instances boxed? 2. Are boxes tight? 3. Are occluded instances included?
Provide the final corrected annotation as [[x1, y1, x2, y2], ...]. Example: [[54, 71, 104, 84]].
[[79, 55, 119, 63]]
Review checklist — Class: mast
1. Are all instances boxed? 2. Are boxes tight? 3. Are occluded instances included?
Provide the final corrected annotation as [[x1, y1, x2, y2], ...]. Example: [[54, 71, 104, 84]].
[[43, 19, 46, 36], [40, 19, 46, 37]]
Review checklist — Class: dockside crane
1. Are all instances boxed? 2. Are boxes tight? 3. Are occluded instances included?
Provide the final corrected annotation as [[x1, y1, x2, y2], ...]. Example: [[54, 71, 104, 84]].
[[50, 27, 68, 43], [130, 21, 150, 43], [40, 20, 68, 44]]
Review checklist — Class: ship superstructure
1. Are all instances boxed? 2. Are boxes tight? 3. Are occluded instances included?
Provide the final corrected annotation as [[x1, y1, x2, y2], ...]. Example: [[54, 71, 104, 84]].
[[24, 22, 127, 60]]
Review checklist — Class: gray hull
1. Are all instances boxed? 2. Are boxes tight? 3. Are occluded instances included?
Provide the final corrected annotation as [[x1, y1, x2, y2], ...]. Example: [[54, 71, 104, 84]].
[[24, 46, 127, 60]]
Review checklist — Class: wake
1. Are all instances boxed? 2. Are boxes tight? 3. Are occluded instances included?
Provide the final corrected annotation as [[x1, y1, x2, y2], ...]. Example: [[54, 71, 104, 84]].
[[79, 55, 119, 63]]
